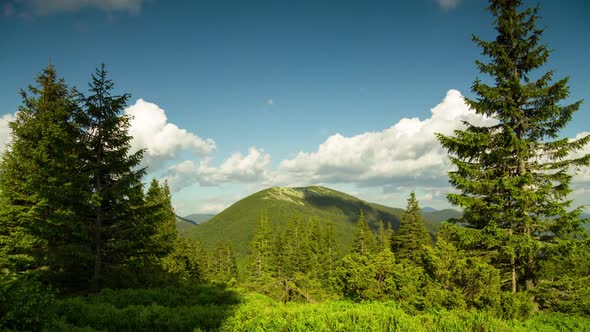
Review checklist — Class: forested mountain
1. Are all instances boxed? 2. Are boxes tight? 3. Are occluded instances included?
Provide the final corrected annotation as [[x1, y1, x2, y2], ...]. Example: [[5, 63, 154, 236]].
[[186, 186, 457, 262]]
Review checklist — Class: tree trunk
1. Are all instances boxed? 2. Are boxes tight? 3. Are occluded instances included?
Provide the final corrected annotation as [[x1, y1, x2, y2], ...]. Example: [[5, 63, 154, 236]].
[[511, 256, 517, 293], [91, 172, 103, 293]]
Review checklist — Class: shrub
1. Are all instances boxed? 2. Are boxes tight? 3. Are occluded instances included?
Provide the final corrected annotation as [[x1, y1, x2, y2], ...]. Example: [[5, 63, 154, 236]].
[[0, 273, 57, 331]]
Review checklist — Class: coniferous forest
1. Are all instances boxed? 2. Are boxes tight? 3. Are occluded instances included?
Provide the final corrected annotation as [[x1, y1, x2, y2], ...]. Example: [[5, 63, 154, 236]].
[[1, 1, 590, 331]]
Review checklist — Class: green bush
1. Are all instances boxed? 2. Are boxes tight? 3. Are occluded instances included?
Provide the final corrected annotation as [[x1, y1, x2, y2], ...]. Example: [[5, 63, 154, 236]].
[[0, 273, 57, 331], [54, 285, 241, 331]]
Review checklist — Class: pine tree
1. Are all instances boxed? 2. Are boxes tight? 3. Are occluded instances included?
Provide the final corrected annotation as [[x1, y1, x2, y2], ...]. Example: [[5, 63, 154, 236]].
[[321, 220, 339, 284], [162, 237, 208, 282], [144, 179, 177, 258], [393, 192, 432, 261], [0, 65, 90, 289], [249, 210, 273, 281], [437, 0, 590, 294], [376, 220, 391, 253], [351, 210, 377, 257], [281, 215, 310, 277], [78, 64, 146, 291]]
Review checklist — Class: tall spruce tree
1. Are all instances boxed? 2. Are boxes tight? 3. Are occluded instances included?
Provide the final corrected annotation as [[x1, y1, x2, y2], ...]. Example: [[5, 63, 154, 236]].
[[249, 210, 274, 281], [144, 179, 177, 258], [393, 192, 432, 261], [0, 65, 90, 289], [78, 64, 146, 291], [351, 210, 377, 257], [437, 0, 590, 294]]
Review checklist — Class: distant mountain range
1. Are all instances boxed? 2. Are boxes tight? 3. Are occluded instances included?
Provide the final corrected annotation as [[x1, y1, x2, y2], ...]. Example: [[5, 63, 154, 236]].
[[175, 213, 215, 233], [184, 186, 460, 263]]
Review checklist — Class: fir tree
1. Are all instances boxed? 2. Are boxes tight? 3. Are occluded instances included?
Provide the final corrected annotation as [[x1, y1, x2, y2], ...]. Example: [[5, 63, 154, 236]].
[[321, 220, 339, 285], [0, 65, 90, 289], [376, 220, 391, 253], [437, 0, 590, 294], [249, 210, 273, 281], [282, 215, 311, 277], [393, 192, 432, 261], [351, 210, 377, 257], [78, 64, 146, 291], [144, 179, 177, 258]]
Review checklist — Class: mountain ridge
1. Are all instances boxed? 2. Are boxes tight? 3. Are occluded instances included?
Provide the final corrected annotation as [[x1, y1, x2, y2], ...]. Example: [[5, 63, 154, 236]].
[[185, 186, 459, 264]]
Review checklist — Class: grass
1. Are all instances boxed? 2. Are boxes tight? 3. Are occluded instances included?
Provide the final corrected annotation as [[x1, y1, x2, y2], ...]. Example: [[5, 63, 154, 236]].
[[220, 293, 590, 332], [46, 288, 590, 332]]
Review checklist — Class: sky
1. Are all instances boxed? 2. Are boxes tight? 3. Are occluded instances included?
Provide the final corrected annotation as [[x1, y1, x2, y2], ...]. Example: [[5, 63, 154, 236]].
[[1, 0, 589, 216]]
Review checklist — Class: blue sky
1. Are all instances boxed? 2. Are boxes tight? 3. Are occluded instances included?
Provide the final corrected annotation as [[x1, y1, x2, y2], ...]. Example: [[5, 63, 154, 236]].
[[1, 0, 589, 215]]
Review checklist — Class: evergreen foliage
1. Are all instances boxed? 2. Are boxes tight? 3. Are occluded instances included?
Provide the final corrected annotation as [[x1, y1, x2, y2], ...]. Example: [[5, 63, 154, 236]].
[[2, 0, 590, 324], [351, 210, 377, 257], [144, 179, 177, 258], [436, 0, 590, 294], [248, 210, 274, 281], [77, 64, 146, 291], [0, 65, 91, 288], [393, 192, 432, 261]]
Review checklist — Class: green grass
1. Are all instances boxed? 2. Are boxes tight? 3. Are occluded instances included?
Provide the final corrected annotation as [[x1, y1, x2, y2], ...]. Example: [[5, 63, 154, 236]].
[[18, 287, 588, 332], [220, 293, 590, 332]]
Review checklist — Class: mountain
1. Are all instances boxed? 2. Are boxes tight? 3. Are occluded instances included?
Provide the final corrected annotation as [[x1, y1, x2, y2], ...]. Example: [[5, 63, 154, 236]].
[[423, 209, 462, 224], [184, 213, 215, 225], [421, 207, 439, 213], [175, 215, 199, 233], [186, 186, 455, 263], [175, 214, 215, 233]]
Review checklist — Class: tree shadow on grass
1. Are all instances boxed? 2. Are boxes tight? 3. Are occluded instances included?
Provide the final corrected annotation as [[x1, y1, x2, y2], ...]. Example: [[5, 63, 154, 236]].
[[54, 283, 241, 331]]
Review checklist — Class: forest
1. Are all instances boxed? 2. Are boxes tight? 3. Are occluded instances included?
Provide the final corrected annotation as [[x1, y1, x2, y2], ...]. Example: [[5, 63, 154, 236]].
[[1, 0, 590, 331]]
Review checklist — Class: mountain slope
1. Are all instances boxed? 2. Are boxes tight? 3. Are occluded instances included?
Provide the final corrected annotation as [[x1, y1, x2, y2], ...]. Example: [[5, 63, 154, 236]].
[[184, 213, 215, 225], [423, 209, 462, 224], [176, 215, 199, 233], [186, 186, 454, 263]]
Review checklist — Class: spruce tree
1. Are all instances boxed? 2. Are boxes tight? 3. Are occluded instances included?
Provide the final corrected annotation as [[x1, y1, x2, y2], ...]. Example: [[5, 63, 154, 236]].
[[144, 179, 177, 258], [249, 210, 273, 281], [78, 64, 146, 291], [0, 65, 90, 289], [393, 192, 432, 261], [321, 220, 339, 284], [351, 210, 377, 257], [437, 0, 590, 294], [283, 215, 312, 277], [376, 220, 391, 253]]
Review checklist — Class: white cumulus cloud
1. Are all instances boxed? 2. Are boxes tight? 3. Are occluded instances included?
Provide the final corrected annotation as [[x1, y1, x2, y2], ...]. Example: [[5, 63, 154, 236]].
[[165, 147, 271, 191], [0, 113, 15, 154], [272, 89, 495, 187], [569, 131, 590, 184], [125, 99, 216, 171]]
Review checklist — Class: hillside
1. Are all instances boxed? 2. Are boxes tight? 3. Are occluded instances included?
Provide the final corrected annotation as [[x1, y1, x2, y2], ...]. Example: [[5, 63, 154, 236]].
[[186, 186, 456, 263], [423, 208, 462, 224], [184, 213, 215, 224], [175, 215, 199, 233]]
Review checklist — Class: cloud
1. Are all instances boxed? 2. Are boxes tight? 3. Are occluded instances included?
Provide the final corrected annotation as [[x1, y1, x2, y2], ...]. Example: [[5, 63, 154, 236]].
[[266, 99, 274, 105], [8, 0, 143, 16], [436, 0, 460, 10], [271, 90, 496, 187], [569, 131, 590, 184], [0, 113, 15, 154], [125, 99, 216, 171], [165, 147, 271, 191]]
